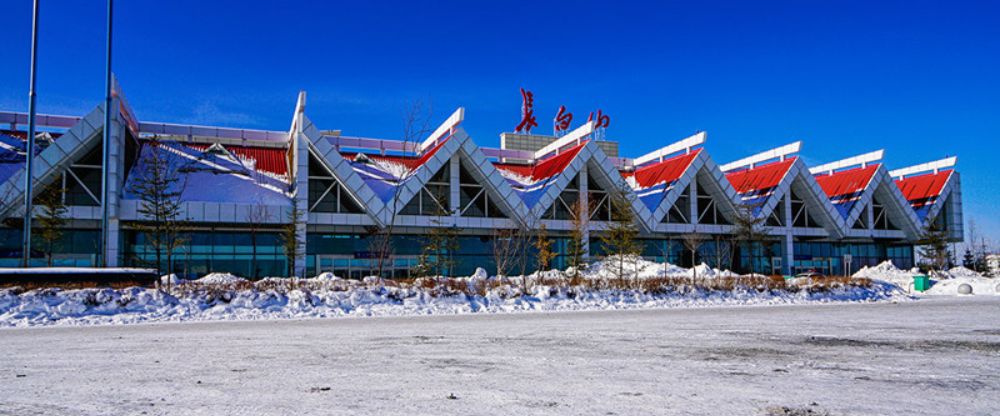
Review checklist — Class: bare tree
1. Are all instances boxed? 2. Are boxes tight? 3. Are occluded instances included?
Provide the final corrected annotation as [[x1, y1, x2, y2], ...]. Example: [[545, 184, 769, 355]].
[[533, 222, 556, 274], [492, 228, 521, 279], [246, 198, 271, 278], [682, 232, 708, 285], [371, 99, 433, 278], [658, 235, 675, 276], [566, 198, 592, 283], [918, 222, 950, 274], [599, 181, 642, 286], [280, 198, 305, 277], [131, 137, 187, 285], [36, 184, 67, 267], [415, 186, 460, 277], [730, 201, 769, 275]]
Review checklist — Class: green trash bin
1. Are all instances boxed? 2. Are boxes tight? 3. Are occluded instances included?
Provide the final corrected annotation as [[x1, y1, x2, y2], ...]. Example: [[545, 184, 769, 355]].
[[913, 275, 931, 292]]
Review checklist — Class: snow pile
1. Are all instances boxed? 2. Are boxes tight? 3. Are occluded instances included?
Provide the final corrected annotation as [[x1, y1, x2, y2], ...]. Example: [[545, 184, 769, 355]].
[[853, 260, 998, 296], [195, 273, 247, 285], [922, 276, 997, 296], [160, 274, 186, 286], [853, 261, 915, 289], [945, 266, 980, 278], [584, 256, 734, 280], [0, 262, 905, 328]]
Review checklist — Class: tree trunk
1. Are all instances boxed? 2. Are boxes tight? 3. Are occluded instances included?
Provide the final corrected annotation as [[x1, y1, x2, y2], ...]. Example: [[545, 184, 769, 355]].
[[250, 230, 257, 279]]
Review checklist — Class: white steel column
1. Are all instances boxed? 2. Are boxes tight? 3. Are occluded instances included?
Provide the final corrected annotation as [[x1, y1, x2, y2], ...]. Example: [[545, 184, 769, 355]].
[[783, 194, 794, 275], [449, 154, 460, 217], [579, 167, 590, 259], [783, 234, 794, 275], [865, 202, 875, 231], [688, 180, 698, 224], [102, 97, 125, 267], [292, 92, 308, 277]]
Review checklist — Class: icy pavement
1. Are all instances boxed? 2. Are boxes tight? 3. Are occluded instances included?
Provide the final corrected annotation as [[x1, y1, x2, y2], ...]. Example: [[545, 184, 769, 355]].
[[1, 297, 998, 415]]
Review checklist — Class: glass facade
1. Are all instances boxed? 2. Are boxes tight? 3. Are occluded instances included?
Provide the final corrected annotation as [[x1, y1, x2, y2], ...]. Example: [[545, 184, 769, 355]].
[[617, 238, 781, 274], [16, 228, 909, 280], [122, 230, 287, 278], [792, 241, 913, 276], [0, 227, 99, 267], [306, 233, 522, 278]]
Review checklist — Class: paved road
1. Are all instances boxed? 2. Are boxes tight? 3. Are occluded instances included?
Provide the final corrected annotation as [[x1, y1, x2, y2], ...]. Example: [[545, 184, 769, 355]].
[[1, 297, 998, 415]]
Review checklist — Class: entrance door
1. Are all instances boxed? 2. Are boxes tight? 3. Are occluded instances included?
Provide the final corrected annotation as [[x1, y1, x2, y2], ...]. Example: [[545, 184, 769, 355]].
[[317, 255, 420, 279], [317, 255, 356, 279], [771, 256, 783, 276]]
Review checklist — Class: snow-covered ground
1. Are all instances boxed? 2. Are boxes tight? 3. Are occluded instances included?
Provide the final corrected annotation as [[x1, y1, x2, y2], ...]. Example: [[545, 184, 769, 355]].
[[854, 260, 999, 296], [0, 259, 900, 327], [1, 297, 997, 415]]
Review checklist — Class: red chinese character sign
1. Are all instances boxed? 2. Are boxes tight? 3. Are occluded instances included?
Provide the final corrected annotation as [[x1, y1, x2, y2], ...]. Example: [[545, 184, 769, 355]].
[[553, 105, 573, 136], [515, 88, 538, 134], [588, 109, 611, 140], [587, 109, 610, 129]]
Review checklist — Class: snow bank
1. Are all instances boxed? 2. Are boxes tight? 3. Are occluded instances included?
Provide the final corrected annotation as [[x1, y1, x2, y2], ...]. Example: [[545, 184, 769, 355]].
[[195, 273, 247, 285], [945, 266, 980, 278], [0, 262, 904, 328], [853, 260, 998, 296], [584, 256, 733, 280], [921, 277, 996, 296]]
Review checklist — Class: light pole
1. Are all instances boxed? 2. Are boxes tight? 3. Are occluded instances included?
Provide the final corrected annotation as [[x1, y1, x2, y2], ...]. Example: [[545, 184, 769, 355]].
[[99, 0, 113, 267], [21, 0, 40, 268]]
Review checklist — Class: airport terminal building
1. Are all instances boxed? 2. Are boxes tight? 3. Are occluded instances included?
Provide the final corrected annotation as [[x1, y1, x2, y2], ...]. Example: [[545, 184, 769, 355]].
[[0, 86, 964, 278]]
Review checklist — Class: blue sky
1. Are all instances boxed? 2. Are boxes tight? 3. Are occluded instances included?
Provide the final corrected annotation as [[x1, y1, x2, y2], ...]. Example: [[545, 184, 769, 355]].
[[1, 0, 998, 241]]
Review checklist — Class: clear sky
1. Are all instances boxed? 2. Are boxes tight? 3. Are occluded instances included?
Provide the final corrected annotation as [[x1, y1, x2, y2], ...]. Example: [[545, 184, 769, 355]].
[[1, 1, 998, 243]]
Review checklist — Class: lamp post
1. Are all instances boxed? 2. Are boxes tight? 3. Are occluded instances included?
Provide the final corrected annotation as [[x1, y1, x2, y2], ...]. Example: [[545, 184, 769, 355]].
[[99, 0, 113, 267], [21, 0, 40, 267]]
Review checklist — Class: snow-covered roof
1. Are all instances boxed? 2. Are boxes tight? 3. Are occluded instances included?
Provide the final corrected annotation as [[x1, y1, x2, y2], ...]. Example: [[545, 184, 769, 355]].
[[494, 141, 588, 208], [122, 141, 291, 206]]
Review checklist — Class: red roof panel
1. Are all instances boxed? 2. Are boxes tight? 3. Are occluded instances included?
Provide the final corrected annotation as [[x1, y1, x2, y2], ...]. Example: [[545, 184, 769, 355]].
[[627, 149, 701, 188], [895, 169, 953, 203], [188, 143, 288, 177], [494, 141, 587, 182], [340, 137, 450, 171], [814, 164, 880, 199], [725, 157, 797, 194]]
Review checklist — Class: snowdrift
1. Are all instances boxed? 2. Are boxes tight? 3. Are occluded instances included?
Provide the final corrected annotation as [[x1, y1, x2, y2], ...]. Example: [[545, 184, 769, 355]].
[[0, 259, 903, 328], [853, 260, 998, 296]]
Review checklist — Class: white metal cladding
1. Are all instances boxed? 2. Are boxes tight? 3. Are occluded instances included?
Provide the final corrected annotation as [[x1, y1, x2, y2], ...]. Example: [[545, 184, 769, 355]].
[[835, 166, 923, 240], [633, 131, 706, 167], [809, 149, 884, 175], [0, 92, 963, 245], [585, 143, 657, 231], [889, 156, 957, 179], [0, 103, 107, 218], [453, 129, 531, 224], [418, 108, 465, 153], [739, 159, 846, 238], [642, 149, 744, 227], [300, 113, 386, 227], [720, 141, 802, 172], [533, 121, 595, 159]]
